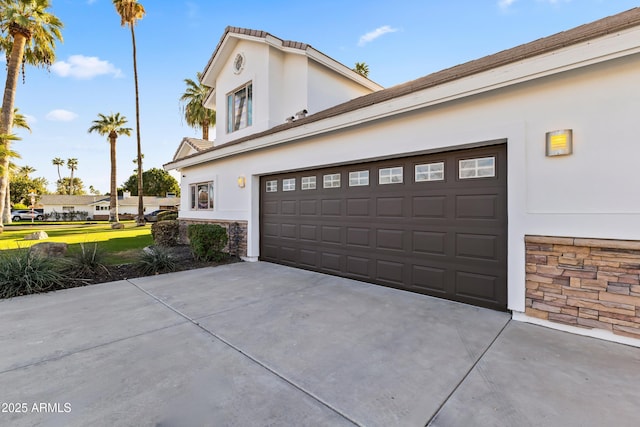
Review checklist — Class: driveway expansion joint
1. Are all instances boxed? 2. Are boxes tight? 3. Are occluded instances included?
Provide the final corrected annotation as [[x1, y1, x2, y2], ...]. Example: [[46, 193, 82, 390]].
[[127, 278, 362, 427], [425, 318, 512, 427]]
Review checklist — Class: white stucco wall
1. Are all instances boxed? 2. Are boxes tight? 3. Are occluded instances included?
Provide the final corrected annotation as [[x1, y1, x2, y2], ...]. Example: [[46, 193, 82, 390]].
[[307, 60, 378, 114], [176, 49, 640, 319]]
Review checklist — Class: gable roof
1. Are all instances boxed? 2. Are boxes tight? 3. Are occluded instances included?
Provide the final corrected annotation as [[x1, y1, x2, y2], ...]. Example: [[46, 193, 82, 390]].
[[200, 26, 382, 92], [172, 137, 215, 161], [39, 195, 108, 205], [168, 7, 640, 168]]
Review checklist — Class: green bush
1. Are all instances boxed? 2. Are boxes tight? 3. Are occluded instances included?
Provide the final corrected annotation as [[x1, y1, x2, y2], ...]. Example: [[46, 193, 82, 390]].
[[64, 242, 109, 279], [151, 220, 180, 247], [157, 211, 178, 221], [0, 250, 68, 299], [137, 246, 177, 275], [187, 224, 228, 262]]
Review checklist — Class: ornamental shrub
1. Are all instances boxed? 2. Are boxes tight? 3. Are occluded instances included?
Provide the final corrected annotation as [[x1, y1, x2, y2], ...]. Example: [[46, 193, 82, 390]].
[[0, 250, 68, 299], [187, 224, 228, 262], [157, 211, 178, 221], [151, 220, 180, 247]]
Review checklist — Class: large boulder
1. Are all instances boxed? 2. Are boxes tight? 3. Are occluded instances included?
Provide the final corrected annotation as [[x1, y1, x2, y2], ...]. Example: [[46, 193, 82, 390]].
[[29, 242, 68, 258], [24, 230, 49, 241]]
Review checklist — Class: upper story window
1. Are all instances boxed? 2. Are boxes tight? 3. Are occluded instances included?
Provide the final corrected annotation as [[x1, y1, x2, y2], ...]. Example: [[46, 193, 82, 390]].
[[227, 82, 253, 133]]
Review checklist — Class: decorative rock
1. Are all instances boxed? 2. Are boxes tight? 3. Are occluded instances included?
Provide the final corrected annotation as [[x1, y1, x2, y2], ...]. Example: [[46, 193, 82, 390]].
[[111, 222, 125, 229], [29, 242, 68, 258], [24, 231, 49, 240]]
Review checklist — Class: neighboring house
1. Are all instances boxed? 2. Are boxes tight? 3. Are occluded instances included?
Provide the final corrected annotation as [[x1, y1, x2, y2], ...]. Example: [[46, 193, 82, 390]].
[[165, 9, 640, 346], [39, 192, 179, 220]]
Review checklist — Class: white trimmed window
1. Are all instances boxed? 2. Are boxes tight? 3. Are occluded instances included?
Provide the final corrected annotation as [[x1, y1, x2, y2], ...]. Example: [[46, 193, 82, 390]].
[[459, 157, 495, 179], [265, 180, 278, 192], [227, 82, 253, 133], [323, 173, 341, 188], [301, 176, 316, 190], [283, 178, 296, 191], [190, 181, 214, 210], [415, 162, 444, 182], [379, 167, 403, 184], [349, 170, 369, 186]]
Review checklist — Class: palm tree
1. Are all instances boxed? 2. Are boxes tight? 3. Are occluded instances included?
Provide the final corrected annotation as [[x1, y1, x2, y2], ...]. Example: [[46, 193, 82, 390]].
[[88, 113, 132, 224], [66, 158, 78, 195], [180, 72, 216, 140], [113, 0, 145, 226], [18, 165, 34, 177], [0, 0, 63, 231], [353, 62, 370, 78], [1, 107, 30, 222], [52, 157, 64, 181]]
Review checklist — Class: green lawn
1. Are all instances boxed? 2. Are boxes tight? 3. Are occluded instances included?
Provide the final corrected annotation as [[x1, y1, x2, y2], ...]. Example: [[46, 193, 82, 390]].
[[0, 223, 153, 264]]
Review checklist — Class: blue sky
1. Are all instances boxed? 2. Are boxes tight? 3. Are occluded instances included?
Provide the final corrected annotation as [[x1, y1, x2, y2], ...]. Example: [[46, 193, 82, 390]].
[[5, 0, 639, 193]]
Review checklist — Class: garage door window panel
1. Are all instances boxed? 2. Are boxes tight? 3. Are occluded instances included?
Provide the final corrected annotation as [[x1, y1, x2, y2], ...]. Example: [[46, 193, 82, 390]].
[[349, 170, 369, 186], [459, 157, 495, 179], [379, 167, 403, 184], [301, 176, 316, 190], [266, 180, 278, 192], [324, 173, 341, 188], [415, 162, 444, 182], [283, 178, 296, 191]]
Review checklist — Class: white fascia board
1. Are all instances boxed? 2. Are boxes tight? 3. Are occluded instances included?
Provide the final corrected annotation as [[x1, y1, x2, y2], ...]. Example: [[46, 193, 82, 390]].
[[168, 28, 640, 171]]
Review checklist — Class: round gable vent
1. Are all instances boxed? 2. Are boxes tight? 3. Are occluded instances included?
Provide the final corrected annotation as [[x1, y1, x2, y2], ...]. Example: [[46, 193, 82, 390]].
[[233, 53, 245, 74]]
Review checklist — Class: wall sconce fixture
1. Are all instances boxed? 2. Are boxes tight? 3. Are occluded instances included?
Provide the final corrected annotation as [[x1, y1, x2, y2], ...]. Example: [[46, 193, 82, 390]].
[[545, 129, 573, 157], [237, 176, 246, 188]]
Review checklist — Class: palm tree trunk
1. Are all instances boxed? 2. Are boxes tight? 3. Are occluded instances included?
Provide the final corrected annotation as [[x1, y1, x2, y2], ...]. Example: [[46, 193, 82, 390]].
[[3, 189, 11, 224], [0, 31, 27, 231], [109, 134, 119, 222], [131, 26, 144, 226], [69, 169, 75, 195], [202, 117, 209, 140]]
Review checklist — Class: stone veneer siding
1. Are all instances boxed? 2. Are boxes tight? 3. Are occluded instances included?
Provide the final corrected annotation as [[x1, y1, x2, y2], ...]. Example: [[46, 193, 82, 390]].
[[525, 235, 640, 340], [178, 219, 248, 258]]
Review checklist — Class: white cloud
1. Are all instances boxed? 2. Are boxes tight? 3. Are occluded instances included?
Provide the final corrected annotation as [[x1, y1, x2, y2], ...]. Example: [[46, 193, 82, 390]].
[[498, 0, 517, 9], [52, 55, 123, 79], [87, 0, 97, 4], [46, 109, 78, 122], [358, 25, 399, 47]]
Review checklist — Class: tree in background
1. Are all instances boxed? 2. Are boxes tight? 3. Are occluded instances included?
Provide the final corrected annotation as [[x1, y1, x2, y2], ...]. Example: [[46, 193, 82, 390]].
[[0, 0, 63, 231], [353, 62, 370, 78], [88, 112, 132, 224], [1, 107, 30, 222], [10, 173, 48, 205], [122, 167, 180, 197], [180, 72, 216, 140], [66, 157, 78, 194], [113, 0, 145, 225], [56, 177, 85, 195], [52, 157, 64, 182], [88, 185, 101, 195]]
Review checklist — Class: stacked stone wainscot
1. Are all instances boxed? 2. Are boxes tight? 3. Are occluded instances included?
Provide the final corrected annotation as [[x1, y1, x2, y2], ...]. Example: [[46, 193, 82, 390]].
[[525, 235, 640, 340], [178, 219, 247, 258]]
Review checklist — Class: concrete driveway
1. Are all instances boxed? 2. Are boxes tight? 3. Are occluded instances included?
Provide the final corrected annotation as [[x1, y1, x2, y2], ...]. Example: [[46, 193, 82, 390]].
[[1, 262, 639, 427]]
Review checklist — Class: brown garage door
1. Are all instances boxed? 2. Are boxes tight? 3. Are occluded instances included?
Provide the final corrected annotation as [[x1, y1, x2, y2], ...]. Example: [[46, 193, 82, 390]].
[[260, 144, 507, 310]]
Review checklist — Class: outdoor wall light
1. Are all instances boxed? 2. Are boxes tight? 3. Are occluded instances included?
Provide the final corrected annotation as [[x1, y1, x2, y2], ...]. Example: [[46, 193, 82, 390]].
[[545, 129, 573, 157], [237, 176, 246, 188]]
